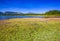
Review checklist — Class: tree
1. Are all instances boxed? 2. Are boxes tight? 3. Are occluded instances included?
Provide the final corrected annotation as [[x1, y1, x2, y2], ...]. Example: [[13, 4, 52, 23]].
[[45, 10, 60, 15]]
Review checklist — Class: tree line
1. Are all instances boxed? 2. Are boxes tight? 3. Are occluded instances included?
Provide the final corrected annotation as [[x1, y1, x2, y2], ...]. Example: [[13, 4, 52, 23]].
[[0, 10, 60, 16]]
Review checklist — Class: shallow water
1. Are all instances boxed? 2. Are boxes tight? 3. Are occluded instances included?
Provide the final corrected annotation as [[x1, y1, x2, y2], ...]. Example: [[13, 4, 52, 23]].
[[0, 16, 44, 20]]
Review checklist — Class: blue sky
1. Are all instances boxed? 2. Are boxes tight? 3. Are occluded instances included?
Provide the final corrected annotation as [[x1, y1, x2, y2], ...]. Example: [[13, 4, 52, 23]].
[[0, 0, 60, 13]]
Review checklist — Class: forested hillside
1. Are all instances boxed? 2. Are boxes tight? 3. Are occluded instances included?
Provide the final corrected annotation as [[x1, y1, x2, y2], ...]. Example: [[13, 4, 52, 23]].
[[0, 10, 60, 16]]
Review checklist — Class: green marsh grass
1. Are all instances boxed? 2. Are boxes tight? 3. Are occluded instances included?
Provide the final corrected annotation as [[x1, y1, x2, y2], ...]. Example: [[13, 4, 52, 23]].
[[0, 18, 60, 41]]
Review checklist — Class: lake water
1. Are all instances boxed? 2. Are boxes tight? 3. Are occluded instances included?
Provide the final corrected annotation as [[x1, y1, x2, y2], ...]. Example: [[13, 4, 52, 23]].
[[0, 16, 44, 20]]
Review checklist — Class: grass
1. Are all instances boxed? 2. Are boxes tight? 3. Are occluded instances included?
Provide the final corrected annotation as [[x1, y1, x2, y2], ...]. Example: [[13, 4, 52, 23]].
[[0, 18, 60, 41]]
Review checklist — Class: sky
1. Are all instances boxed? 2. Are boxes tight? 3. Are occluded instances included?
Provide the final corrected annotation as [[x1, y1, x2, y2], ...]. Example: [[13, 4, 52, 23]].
[[0, 0, 60, 13]]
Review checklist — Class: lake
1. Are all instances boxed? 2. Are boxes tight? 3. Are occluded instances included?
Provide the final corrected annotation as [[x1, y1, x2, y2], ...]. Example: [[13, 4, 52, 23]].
[[0, 16, 44, 20]]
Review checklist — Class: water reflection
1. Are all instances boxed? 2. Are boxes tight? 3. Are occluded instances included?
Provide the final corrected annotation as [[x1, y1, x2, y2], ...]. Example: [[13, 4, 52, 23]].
[[0, 16, 44, 20]]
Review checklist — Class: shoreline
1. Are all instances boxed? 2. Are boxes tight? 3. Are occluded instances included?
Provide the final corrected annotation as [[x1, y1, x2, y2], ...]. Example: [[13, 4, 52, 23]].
[[0, 18, 60, 22]]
